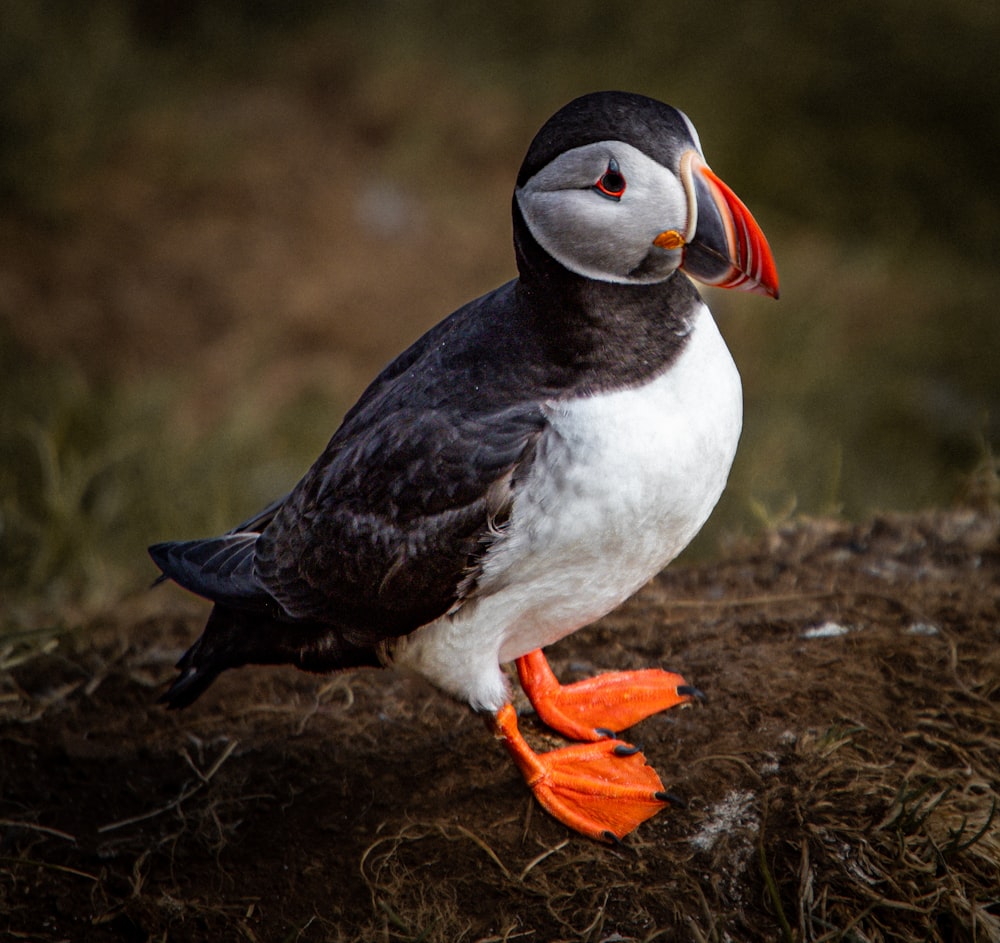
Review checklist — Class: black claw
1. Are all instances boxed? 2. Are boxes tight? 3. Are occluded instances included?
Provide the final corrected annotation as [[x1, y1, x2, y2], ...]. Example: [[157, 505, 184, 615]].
[[594, 727, 617, 739], [654, 791, 688, 809], [677, 685, 707, 703], [612, 744, 641, 757], [601, 830, 626, 847]]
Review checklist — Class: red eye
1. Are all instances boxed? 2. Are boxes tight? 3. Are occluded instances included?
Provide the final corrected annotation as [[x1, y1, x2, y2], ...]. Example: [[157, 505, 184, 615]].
[[593, 159, 626, 200]]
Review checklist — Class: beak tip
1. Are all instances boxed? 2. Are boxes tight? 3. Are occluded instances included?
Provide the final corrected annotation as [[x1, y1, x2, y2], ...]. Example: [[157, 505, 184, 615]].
[[685, 157, 780, 302]]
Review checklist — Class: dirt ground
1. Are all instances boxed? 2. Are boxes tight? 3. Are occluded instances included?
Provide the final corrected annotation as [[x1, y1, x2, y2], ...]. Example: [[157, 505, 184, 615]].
[[2, 509, 998, 942]]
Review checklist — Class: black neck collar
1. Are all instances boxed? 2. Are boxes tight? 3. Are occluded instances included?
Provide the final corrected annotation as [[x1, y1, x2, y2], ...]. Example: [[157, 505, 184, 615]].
[[510, 196, 700, 393]]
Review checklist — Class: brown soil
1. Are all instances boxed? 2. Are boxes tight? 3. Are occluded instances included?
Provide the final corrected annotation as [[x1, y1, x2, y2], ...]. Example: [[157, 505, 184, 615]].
[[3, 510, 998, 942]]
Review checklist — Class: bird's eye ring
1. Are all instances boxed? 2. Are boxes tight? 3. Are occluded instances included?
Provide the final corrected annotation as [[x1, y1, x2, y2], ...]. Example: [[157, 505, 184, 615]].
[[593, 159, 626, 200]]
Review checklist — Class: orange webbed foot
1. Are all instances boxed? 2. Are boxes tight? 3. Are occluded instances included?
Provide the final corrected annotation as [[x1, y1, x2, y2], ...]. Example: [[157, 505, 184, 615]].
[[515, 648, 703, 742], [493, 703, 677, 842]]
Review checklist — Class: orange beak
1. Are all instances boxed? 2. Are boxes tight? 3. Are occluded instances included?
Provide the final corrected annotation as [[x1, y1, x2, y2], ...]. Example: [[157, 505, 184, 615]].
[[659, 151, 779, 299]]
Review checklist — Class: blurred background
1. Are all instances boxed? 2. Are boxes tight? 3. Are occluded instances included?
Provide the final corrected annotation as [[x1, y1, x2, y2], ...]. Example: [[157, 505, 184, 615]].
[[2, 0, 998, 618]]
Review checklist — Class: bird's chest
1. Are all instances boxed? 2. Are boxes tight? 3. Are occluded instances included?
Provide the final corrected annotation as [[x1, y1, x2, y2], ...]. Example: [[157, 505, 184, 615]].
[[484, 309, 742, 658]]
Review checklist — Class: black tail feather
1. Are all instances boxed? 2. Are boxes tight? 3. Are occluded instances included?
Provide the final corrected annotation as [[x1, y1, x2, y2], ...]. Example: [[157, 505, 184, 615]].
[[158, 604, 382, 709], [159, 663, 222, 710]]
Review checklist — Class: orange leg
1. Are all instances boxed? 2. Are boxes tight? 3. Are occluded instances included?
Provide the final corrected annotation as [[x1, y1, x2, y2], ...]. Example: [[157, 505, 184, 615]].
[[516, 648, 702, 742], [492, 703, 674, 842]]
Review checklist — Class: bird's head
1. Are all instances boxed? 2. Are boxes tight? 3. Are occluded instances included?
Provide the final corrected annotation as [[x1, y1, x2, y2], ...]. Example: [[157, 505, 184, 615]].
[[514, 91, 779, 299]]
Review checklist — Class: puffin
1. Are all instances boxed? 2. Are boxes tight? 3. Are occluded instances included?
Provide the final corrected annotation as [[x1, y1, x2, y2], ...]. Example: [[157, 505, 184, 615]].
[[150, 91, 778, 843]]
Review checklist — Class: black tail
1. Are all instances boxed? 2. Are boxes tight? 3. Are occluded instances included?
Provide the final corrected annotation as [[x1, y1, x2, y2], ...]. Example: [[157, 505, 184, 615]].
[[150, 525, 381, 708], [158, 604, 382, 709], [159, 604, 274, 709], [159, 606, 231, 709]]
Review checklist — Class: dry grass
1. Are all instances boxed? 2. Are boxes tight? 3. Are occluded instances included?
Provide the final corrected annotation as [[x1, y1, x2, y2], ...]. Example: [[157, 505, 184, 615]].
[[775, 707, 999, 941]]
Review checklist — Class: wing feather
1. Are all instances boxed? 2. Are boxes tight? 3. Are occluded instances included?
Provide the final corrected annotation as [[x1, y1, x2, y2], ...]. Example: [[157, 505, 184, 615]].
[[254, 402, 545, 643]]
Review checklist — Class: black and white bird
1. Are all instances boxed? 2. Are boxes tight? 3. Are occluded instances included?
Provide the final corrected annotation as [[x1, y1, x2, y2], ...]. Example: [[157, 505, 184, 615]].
[[150, 91, 778, 842]]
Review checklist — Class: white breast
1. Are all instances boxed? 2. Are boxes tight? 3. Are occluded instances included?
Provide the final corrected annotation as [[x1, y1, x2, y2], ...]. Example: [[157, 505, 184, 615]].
[[392, 303, 742, 711]]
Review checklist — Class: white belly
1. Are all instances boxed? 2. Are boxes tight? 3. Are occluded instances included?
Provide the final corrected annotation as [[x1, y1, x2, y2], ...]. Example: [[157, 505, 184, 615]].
[[392, 304, 742, 711]]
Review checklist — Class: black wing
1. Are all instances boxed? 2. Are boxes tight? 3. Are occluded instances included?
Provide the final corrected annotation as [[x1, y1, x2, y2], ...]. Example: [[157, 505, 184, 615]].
[[250, 279, 563, 645], [255, 395, 545, 646]]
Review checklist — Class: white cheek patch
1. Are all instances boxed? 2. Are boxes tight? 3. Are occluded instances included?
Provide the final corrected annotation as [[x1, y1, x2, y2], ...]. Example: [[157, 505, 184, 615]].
[[522, 189, 635, 281], [516, 141, 689, 284]]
